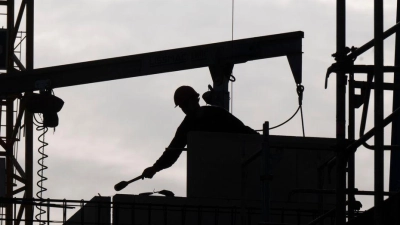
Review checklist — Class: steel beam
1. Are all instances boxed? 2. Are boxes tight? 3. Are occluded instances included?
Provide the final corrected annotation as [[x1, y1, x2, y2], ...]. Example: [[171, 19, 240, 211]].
[[0, 31, 303, 95]]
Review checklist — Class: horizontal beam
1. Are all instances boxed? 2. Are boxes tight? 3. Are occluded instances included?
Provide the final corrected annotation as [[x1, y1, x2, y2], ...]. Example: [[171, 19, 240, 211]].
[[353, 81, 400, 91], [0, 31, 303, 95], [350, 65, 400, 73]]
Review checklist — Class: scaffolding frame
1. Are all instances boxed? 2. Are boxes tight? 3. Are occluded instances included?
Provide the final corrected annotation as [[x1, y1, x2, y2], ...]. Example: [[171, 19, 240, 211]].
[[325, 0, 400, 224], [0, 1, 35, 225]]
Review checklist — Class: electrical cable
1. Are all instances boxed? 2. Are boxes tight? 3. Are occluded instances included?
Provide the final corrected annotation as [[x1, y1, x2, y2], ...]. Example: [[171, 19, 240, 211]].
[[255, 84, 306, 135], [34, 114, 48, 225], [268, 106, 301, 130]]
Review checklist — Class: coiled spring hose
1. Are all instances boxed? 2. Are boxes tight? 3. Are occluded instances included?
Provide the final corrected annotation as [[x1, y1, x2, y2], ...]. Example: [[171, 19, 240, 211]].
[[34, 114, 48, 225]]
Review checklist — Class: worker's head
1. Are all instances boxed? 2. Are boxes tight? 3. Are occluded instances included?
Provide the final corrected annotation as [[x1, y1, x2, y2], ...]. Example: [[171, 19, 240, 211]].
[[174, 86, 200, 115]]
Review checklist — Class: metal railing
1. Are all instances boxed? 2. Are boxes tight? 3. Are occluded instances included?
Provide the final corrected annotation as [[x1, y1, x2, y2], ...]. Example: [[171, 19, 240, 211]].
[[0, 196, 344, 225]]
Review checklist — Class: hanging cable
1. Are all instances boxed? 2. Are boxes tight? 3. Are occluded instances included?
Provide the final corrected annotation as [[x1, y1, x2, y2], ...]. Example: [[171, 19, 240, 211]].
[[231, 81, 234, 113], [297, 84, 306, 137], [255, 84, 306, 136], [34, 114, 48, 225], [300, 105, 305, 137], [232, 0, 234, 41], [230, 0, 235, 113], [268, 106, 301, 130]]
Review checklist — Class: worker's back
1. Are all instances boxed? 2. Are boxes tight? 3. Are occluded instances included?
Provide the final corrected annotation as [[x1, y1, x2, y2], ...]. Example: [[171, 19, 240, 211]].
[[180, 106, 257, 135]]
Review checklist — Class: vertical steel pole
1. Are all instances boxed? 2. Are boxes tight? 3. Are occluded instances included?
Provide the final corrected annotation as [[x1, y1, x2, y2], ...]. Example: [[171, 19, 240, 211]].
[[26, 0, 34, 71], [261, 122, 270, 223], [7, 0, 14, 71], [6, 1, 14, 225], [25, 1, 34, 225], [374, 1, 384, 225], [348, 73, 356, 219], [336, 0, 347, 224], [5, 100, 14, 225], [212, 77, 230, 111], [389, 0, 400, 193]]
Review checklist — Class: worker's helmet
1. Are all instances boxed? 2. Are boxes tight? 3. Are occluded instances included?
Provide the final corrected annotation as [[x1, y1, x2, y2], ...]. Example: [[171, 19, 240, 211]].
[[174, 86, 199, 107]]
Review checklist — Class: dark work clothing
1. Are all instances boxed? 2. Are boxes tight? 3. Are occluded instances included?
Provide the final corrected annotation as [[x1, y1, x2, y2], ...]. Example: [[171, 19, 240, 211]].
[[153, 106, 258, 171]]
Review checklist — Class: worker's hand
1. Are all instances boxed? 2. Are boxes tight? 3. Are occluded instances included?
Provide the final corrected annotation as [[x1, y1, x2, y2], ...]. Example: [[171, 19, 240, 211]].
[[142, 166, 157, 179]]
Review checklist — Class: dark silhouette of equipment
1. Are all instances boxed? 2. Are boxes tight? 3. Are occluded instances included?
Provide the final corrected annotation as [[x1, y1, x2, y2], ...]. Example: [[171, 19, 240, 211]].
[[202, 85, 214, 105], [25, 91, 64, 127], [114, 175, 144, 191]]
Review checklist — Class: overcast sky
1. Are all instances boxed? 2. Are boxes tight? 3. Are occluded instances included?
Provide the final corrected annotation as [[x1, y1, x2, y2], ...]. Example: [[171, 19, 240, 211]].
[[4, 0, 400, 216]]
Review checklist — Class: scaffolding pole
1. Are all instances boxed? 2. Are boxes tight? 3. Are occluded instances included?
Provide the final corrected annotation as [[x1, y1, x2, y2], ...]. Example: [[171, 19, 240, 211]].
[[336, 1, 347, 224], [25, 1, 34, 224], [374, 1, 385, 225], [390, 0, 400, 193]]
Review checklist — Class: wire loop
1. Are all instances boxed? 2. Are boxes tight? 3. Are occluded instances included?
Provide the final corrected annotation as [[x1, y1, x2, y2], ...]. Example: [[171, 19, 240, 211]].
[[263, 84, 306, 137]]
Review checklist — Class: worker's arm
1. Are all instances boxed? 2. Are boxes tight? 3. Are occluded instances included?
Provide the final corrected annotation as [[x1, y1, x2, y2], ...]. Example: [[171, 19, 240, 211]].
[[142, 120, 188, 178], [153, 130, 187, 171]]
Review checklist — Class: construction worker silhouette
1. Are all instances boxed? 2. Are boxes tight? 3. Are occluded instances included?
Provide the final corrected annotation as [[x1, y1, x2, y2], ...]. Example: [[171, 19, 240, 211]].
[[142, 85, 258, 178]]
